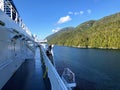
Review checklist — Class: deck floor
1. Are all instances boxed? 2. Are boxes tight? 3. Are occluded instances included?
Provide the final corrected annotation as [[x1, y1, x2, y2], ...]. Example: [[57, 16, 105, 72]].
[[2, 49, 51, 90]]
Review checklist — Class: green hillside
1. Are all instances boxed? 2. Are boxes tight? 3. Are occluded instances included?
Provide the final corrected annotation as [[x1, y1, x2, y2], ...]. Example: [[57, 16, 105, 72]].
[[46, 12, 120, 49]]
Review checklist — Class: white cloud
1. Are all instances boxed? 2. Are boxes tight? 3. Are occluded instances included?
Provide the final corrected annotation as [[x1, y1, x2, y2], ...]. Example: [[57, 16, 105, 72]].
[[80, 11, 84, 15], [57, 15, 72, 24], [87, 9, 92, 14], [69, 11, 84, 16], [52, 27, 61, 33], [74, 12, 79, 15], [68, 9, 92, 16], [68, 11, 73, 14]]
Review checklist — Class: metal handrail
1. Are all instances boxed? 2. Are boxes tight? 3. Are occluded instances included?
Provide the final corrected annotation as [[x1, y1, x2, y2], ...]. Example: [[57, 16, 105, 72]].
[[41, 45, 68, 90]]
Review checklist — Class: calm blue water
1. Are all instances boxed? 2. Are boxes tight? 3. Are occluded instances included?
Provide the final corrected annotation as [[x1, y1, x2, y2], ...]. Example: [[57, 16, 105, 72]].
[[53, 46, 120, 90]]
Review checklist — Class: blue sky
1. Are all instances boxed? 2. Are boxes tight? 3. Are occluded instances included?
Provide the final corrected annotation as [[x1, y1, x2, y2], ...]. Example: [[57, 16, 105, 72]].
[[13, 0, 120, 39]]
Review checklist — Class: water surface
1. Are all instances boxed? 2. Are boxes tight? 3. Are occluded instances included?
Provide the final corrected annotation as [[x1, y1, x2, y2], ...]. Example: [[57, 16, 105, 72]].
[[53, 46, 120, 90]]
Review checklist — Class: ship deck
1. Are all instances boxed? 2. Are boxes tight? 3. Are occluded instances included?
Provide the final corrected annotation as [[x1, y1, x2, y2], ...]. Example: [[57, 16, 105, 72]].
[[2, 48, 51, 90]]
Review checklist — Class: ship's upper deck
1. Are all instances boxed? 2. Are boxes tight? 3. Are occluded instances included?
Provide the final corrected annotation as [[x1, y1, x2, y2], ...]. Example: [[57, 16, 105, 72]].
[[0, 0, 34, 41], [2, 48, 51, 90]]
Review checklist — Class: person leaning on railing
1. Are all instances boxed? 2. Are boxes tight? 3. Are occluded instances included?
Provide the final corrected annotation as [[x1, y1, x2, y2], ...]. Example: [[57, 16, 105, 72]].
[[46, 45, 54, 65]]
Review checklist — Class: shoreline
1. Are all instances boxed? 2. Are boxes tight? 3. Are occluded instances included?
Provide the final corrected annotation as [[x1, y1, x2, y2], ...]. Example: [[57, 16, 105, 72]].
[[73, 45, 120, 50], [54, 44, 120, 50]]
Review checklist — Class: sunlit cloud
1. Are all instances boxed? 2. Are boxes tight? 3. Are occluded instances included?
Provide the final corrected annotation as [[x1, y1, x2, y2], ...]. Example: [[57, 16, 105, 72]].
[[80, 11, 84, 15], [87, 9, 92, 14], [74, 12, 79, 15], [68, 11, 73, 14], [68, 10, 92, 16], [57, 15, 72, 24], [52, 27, 61, 33], [68, 11, 84, 15]]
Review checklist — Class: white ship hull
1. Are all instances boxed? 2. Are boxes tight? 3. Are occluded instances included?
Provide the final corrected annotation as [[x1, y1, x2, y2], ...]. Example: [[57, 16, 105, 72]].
[[0, 0, 76, 89], [0, 10, 36, 89]]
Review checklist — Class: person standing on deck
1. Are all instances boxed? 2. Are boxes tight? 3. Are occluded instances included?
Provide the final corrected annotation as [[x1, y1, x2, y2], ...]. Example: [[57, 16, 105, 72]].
[[46, 45, 54, 65]]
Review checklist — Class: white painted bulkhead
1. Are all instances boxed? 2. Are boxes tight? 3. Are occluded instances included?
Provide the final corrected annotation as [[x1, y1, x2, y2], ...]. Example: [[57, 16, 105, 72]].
[[0, 9, 36, 89], [0, 0, 4, 11], [0, 26, 35, 89]]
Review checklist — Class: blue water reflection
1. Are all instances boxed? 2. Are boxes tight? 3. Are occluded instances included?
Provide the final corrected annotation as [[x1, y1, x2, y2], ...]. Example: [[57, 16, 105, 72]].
[[53, 46, 120, 90]]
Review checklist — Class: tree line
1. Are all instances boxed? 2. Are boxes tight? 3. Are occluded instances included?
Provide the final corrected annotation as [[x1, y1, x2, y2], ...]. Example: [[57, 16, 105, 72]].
[[46, 12, 120, 49]]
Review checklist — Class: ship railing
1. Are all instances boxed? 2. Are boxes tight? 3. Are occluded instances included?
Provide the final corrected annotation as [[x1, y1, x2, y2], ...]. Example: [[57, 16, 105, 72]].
[[0, 10, 34, 42], [0, 0, 33, 39], [41, 45, 68, 90]]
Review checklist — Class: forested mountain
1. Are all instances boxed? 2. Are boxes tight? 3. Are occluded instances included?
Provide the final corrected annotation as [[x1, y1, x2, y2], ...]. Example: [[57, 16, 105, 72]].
[[46, 27, 74, 41], [46, 12, 120, 49]]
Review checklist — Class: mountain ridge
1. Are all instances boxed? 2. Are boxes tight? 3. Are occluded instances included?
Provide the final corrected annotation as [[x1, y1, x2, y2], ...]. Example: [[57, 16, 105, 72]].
[[46, 12, 120, 49]]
